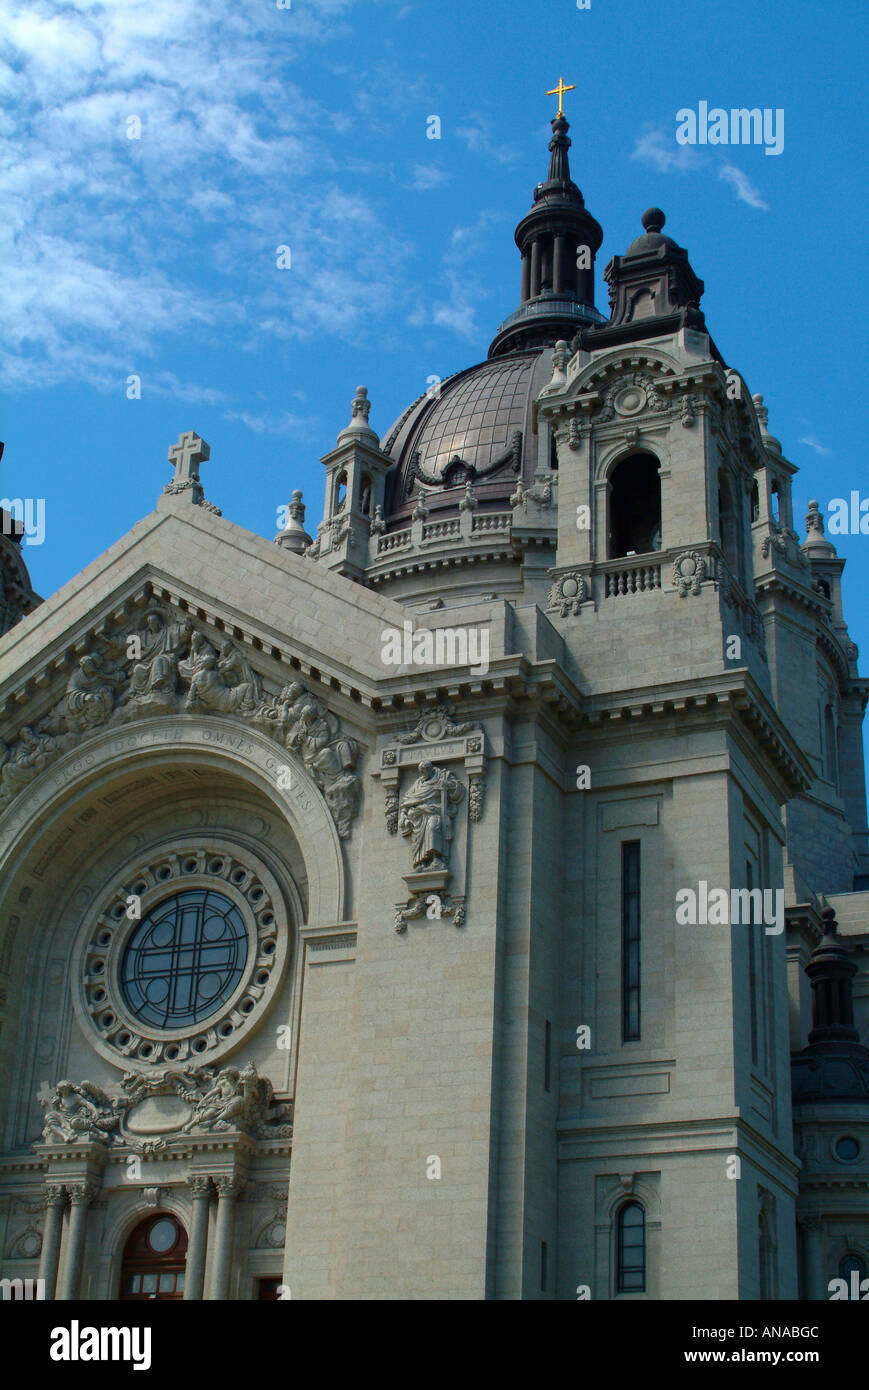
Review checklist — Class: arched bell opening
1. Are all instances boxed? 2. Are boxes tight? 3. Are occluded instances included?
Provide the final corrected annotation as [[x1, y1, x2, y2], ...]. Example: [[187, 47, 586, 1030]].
[[608, 452, 662, 559]]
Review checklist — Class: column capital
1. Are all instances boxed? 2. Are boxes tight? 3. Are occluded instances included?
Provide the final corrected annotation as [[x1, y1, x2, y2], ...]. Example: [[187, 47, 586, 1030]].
[[66, 1179, 99, 1207], [43, 1183, 67, 1210], [214, 1174, 245, 1200], [188, 1175, 213, 1200]]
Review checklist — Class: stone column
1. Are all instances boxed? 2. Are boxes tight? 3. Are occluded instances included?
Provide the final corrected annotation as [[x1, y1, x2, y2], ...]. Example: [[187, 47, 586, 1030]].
[[38, 1184, 67, 1299], [801, 1215, 826, 1300], [209, 1176, 244, 1300], [553, 235, 566, 296], [57, 1180, 98, 1300], [184, 1176, 213, 1301], [530, 240, 541, 299], [520, 250, 531, 303]]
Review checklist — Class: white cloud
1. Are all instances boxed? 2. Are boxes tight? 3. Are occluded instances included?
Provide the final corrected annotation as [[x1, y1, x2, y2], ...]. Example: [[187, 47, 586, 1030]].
[[457, 114, 520, 165], [718, 163, 769, 211], [798, 436, 832, 456], [631, 125, 701, 173], [0, 0, 407, 390], [410, 163, 449, 191]]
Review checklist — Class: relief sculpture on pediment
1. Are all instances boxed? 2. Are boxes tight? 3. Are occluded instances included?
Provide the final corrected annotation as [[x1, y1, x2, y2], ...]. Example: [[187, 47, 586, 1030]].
[[0, 606, 361, 837]]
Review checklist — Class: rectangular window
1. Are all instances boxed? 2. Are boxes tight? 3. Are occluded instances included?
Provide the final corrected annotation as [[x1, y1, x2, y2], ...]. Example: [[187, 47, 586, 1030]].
[[622, 841, 641, 1041], [544, 1019, 551, 1092], [747, 856, 759, 1066], [541, 1241, 548, 1292]]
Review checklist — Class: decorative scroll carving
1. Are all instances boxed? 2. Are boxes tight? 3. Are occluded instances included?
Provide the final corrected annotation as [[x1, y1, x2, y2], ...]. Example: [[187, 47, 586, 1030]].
[[597, 372, 668, 424], [468, 773, 486, 822], [0, 608, 361, 838], [393, 703, 476, 746]]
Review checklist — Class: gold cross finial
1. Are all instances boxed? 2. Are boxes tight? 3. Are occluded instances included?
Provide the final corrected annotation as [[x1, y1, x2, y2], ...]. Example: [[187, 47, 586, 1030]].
[[546, 77, 576, 117]]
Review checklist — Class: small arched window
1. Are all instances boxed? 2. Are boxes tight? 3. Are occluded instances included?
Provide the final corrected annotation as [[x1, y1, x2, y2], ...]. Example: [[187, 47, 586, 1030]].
[[616, 1201, 646, 1293], [609, 453, 661, 559], [360, 475, 372, 516], [839, 1253, 866, 1284], [770, 480, 781, 524], [334, 471, 347, 514], [750, 479, 760, 523]]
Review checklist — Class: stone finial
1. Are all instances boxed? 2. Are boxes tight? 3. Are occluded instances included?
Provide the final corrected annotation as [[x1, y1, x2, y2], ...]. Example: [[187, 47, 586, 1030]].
[[370, 503, 386, 535], [806, 499, 824, 535], [337, 385, 379, 444], [411, 497, 429, 522], [351, 386, 371, 423], [752, 393, 782, 453], [274, 488, 312, 554]]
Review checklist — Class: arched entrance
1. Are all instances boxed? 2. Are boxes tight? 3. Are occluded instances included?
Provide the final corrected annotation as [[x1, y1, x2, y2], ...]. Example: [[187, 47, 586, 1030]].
[[120, 1213, 188, 1300]]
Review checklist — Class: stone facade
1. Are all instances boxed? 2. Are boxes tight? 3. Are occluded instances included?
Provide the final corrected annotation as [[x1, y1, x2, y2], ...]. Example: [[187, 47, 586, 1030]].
[[1, 115, 868, 1301]]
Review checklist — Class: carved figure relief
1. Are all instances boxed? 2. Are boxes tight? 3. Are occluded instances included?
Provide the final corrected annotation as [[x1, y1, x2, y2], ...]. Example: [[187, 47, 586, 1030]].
[[0, 606, 361, 837]]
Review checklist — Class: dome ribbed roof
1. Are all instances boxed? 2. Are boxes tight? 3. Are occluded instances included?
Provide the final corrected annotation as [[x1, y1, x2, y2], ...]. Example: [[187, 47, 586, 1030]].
[[380, 349, 553, 525]]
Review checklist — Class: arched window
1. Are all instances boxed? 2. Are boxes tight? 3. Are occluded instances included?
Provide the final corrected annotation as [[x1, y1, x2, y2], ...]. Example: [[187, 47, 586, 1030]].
[[718, 470, 742, 580], [609, 453, 661, 559], [839, 1253, 866, 1285], [333, 472, 347, 514], [360, 476, 372, 516], [120, 1213, 187, 1300], [616, 1201, 646, 1292], [750, 479, 760, 523], [770, 480, 781, 524]]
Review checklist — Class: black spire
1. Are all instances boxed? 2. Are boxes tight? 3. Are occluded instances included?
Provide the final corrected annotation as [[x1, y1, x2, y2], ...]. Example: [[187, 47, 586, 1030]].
[[488, 115, 604, 358], [807, 907, 861, 1047], [791, 906, 869, 1104]]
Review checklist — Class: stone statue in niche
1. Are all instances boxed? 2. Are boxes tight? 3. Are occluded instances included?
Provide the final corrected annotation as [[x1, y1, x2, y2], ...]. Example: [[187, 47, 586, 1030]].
[[398, 760, 464, 871], [39, 1079, 118, 1144]]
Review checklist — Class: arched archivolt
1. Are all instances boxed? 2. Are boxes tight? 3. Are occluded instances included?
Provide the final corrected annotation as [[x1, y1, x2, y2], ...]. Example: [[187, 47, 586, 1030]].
[[594, 436, 671, 485], [573, 344, 683, 396], [0, 714, 345, 934]]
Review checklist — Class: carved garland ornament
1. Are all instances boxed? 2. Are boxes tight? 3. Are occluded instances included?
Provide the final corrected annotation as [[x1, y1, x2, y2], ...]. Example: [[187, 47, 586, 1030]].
[[671, 551, 707, 597], [547, 571, 589, 616], [0, 606, 361, 838]]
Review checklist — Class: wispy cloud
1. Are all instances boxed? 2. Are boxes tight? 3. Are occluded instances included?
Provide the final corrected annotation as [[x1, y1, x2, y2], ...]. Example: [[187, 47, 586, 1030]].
[[631, 125, 701, 173], [719, 163, 769, 210], [409, 162, 450, 191], [631, 123, 770, 211], [421, 211, 504, 340], [0, 0, 408, 394], [457, 114, 520, 166], [799, 435, 832, 456]]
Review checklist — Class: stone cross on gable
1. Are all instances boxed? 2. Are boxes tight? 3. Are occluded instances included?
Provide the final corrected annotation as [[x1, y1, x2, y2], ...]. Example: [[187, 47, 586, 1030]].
[[168, 431, 210, 487]]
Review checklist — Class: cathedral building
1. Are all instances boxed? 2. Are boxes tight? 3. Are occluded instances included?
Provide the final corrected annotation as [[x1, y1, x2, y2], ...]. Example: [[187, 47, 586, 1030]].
[[1, 98, 868, 1301]]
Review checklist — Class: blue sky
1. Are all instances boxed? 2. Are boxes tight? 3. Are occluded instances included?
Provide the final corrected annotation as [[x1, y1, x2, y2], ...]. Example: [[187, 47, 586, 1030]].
[[2, 0, 868, 673]]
